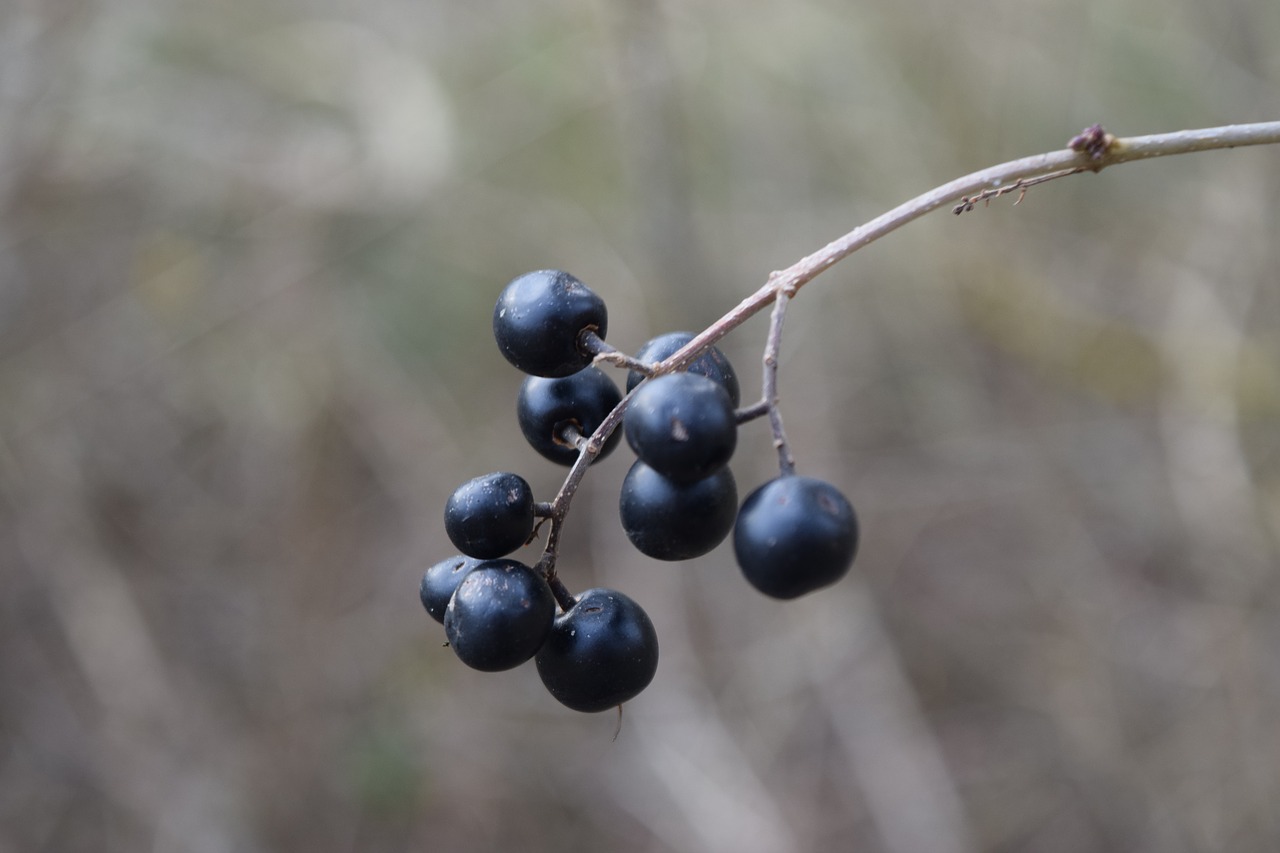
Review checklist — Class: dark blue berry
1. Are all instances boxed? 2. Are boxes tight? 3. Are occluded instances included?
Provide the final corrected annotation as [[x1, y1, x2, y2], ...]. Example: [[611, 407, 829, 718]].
[[734, 476, 858, 599], [517, 367, 623, 466], [624, 372, 736, 483], [535, 588, 659, 712], [419, 555, 484, 623], [619, 460, 737, 561], [493, 270, 608, 378], [626, 331, 740, 407], [444, 472, 535, 559], [444, 559, 555, 671]]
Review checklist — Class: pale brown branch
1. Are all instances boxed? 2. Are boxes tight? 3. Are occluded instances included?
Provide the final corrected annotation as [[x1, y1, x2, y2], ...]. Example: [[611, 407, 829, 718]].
[[761, 291, 796, 476], [653, 121, 1280, 376]]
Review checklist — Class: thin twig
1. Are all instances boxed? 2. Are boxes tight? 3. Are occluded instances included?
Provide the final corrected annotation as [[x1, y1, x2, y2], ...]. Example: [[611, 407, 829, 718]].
[[762, 291, 796, 476], [952, 167, 1085, 213]]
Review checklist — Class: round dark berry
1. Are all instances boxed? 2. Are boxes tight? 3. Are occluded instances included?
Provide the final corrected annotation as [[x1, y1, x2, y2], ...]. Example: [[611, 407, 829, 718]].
[[444, 472, 535, 559], [493, 270, 608, 378], [536, 588, 659, 713], [626, 331, 740, 407], [619, 460, 737, 561], [420, 554, 484, 623], [443, 558, 555, 671], [624, 372, 736, 483], [517, 368, 623, 466], [734, 476, 859, 599]]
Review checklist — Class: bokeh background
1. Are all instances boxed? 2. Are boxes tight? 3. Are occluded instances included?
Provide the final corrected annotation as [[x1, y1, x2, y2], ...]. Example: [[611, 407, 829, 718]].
[[3, 0, 1279, 851]]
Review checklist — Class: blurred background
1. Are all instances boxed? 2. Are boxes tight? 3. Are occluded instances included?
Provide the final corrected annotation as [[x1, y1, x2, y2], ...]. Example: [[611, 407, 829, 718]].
[[2, 0, 1279, 851]]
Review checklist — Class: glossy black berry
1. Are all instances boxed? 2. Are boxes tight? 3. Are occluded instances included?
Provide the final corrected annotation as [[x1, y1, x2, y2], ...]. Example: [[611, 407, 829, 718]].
[[624, 372, 736, 483], [626, 331, 740, 407], [444, 472, 535, 559], [420, 554, 484, 623], [517, 367, 623, 466], [619, 461, 737, 561], [493, 270, 608, 378], [443, 559, 555, 671], [734, 476, 859, 599], [536, 588, 659, 713]]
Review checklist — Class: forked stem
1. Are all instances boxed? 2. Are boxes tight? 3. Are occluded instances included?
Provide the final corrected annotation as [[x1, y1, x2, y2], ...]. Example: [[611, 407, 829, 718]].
[[533, 121, 1280, 586]]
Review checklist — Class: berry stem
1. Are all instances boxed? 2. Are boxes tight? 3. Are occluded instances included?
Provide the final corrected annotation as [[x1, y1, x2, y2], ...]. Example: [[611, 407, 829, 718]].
[[532, 384, 642, 590], [762, 291, 797, 476], [734, 400, 770, 424], [649, 121, 1280, 378], [581, 330, 655, 375], [556, 424, 589, 451], [546, 574, 577, 612]]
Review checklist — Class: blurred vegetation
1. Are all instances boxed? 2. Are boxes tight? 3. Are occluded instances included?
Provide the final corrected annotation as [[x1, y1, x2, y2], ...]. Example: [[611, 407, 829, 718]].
[[1, 0, 1278, 851]]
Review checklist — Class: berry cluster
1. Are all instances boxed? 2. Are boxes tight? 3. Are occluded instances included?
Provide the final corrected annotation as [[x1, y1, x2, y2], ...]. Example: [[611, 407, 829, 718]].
[[421, 269, 859, 714]]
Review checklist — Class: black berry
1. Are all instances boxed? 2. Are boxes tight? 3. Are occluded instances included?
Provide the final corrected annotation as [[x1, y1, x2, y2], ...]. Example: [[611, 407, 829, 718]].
[[444, 472, 535, 559], [624, 372, 736, 483], [444, 559, 555, 671], [493, 270, 608, 377], [420, 554, 484, 623], [734, 476, 858, 599], [535, 588, 659, 713], [626, 331, 740, 407], [619, 460, 737, 561], [517, 367, 623, 466]]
